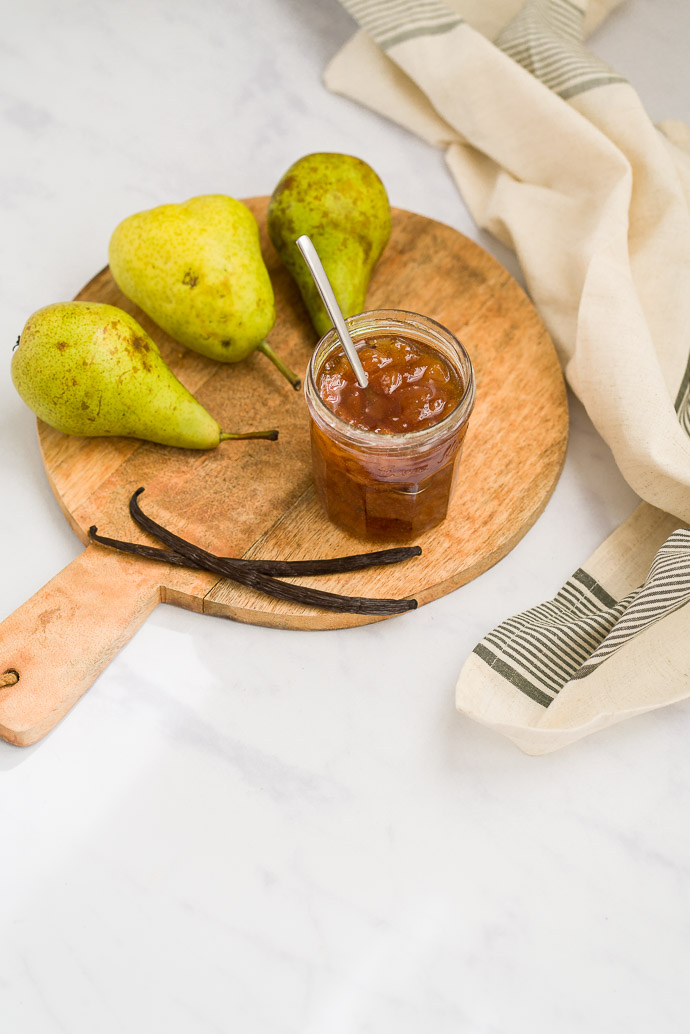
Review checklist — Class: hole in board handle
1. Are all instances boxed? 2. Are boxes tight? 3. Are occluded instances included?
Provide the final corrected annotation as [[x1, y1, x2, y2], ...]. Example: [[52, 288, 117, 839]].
[[0, 670, 19, 690]]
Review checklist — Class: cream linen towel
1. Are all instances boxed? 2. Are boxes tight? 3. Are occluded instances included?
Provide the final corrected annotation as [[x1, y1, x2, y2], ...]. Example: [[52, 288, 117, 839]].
[[325, 0, 690, 753]]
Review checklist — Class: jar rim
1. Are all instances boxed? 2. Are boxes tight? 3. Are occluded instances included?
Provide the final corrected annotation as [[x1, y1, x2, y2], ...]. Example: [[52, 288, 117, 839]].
[[305, 309, 476, 449]]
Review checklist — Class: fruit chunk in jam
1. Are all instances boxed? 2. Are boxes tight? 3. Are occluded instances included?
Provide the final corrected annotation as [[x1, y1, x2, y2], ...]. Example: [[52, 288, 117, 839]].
[[317, 335, 463, 434], [310, 332, 472, 541]]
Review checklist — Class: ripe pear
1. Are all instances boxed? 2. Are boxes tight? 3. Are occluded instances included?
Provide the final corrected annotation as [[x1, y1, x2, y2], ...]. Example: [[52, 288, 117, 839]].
[[108, 195, 300, 389], [11, 302, 277, 449], [267, 153, 392, 339]]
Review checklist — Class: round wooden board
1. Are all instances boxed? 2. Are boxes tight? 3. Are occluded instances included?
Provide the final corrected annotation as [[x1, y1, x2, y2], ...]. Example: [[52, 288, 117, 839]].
[[40, 198, 568, 631]]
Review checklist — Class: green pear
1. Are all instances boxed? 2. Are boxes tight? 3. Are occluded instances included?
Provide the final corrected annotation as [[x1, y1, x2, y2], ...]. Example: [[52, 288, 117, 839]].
[[109, 195, 299, 389], [267, 153, 392, 339], [11, 302, 277, 449]]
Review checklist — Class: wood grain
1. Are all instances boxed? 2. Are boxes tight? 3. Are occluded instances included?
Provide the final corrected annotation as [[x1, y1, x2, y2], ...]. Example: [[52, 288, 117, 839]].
[[0, 198, 568, 744]]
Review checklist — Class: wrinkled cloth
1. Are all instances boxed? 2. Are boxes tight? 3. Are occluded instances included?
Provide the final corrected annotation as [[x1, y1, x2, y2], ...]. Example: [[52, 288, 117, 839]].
[[325, 0, 690, 753]]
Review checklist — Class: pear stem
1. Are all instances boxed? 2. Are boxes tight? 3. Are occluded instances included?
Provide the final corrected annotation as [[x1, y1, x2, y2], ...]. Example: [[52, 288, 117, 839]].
[[257, 341, 301, 391], [219, 429, 279, 442]]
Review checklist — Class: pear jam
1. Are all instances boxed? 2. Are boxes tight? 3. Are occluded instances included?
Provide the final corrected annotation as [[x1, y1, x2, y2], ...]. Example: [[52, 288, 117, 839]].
[[305, 312, 476, 541], [318, 335, 462, 433]]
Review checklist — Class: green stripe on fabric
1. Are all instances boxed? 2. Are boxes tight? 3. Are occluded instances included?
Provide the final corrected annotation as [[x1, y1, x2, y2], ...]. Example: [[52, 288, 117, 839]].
[[557, 74, 626, 99], [474, 643, 554, 707], [569, 531, 690, 674], [571, 568, 617, 607], [495, 0, 625, 100], [473, 531, 690, 702], [380, 18, 463, 49], [341, 0, 463, 50], [674, 351, 690, 423]]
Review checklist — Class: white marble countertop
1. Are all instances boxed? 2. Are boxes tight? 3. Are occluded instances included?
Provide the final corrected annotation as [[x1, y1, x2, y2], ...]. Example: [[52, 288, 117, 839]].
[[2, 2, 690, 1031]]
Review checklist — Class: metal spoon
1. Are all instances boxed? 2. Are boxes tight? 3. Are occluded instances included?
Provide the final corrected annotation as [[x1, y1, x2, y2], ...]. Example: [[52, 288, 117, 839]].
[[295, 235, 369, 389]]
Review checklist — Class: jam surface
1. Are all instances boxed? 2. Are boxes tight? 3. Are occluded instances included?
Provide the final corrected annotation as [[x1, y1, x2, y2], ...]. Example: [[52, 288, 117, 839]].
[[317, 335, 463, 434]]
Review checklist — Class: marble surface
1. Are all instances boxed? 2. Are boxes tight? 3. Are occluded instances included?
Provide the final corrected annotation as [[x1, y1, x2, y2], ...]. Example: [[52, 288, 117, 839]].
[[2, 2, 690, 1031]]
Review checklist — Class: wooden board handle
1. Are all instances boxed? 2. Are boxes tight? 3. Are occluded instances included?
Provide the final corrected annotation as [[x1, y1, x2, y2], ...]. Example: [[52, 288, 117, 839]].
[[0, 545, 163, 746]]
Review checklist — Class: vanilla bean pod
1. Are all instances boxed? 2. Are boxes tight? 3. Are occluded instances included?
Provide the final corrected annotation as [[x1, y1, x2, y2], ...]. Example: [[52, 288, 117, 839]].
[[89, 488, 418, 616], [232, 545, 422, 576], [88, 527, 421, 577], [129, 489, 416, 615], [89, 528, 193, 569]]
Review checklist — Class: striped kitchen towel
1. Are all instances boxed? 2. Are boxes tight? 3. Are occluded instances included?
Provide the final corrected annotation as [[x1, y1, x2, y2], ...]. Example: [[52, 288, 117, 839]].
[[325, 0, 690, 753]]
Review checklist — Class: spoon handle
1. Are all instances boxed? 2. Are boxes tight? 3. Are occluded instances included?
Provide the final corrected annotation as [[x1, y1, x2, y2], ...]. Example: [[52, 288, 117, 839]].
[[295, 235, 369, 389]]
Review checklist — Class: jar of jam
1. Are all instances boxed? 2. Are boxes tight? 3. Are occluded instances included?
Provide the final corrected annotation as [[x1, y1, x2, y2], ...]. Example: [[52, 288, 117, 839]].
[[304, 309, 476, 540]]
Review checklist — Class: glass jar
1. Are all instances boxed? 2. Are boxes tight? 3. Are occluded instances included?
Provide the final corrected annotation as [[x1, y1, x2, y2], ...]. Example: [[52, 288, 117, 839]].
[[304, 309, 476, 541]]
